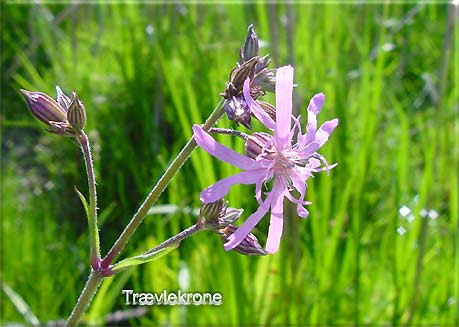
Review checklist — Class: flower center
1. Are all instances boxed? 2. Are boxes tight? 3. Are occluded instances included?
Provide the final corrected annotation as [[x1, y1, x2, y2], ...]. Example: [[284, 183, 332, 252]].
[[268, 150, 295, 172]]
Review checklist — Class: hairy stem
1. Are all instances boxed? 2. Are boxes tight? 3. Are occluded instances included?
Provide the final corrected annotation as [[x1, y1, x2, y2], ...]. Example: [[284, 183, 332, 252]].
[[77, 131, 100, 267], [209, 127, 248, 140], [144, 224, 200, 255], [65, 271, 103, 327], [101, 98, 225, 267]]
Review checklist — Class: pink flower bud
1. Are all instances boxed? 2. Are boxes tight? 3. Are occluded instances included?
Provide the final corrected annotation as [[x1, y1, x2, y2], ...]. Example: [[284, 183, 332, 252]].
[[20, 89, 67, 125]]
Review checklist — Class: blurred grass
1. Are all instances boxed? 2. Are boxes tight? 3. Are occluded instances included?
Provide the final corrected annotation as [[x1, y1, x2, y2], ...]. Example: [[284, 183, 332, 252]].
[[1, 2, 457, 326]]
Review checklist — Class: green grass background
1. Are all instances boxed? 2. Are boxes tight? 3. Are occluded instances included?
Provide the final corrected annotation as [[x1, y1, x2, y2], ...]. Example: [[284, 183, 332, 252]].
[[1, 2, 457, 326]]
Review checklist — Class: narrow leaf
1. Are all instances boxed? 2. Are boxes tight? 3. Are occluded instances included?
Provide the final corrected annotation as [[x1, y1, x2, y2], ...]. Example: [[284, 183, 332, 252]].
[[110, 244, 179, 274], [74, 185, 100, 258], [74, 186, 90, 221]]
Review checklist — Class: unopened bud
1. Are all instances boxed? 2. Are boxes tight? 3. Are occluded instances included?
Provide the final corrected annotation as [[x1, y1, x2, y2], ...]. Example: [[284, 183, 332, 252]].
[[67, 92, 87, 130], [55, 86, 71, 110], [220, 24, 280, 126], [254, 54, 271, 73], [219, 225, 267, 256], [254, 68, 277, 93], [239, 24, 259, 63], [199, 200, 243, 230], [220, 207, 244, 227], [230, 56, 258, 92], [200, 199, 226, 223], [245, 132, 272, 159], [224, 96, 252, 129], [20, 89, 67, 126]]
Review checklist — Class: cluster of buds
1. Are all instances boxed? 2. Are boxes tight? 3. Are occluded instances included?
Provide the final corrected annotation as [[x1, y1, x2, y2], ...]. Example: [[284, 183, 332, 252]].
[[21, 86, 87, 136], [198, 199, 267, 256], [221, 25, 277, 129]]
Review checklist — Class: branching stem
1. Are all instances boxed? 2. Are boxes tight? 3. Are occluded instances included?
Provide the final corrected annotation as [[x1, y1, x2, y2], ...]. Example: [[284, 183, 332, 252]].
[[66, 99, 226, 326]]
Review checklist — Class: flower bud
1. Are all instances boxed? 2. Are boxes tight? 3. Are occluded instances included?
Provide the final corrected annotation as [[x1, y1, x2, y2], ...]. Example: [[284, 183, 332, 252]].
[[67, 92, 87, 130], [55, 85, 71, 110], [220, 207, 244, 227], [47, 121, 75, 136], [199, 200, 243, 230], [20, 89, 67, 126], [254, 54, 271, 73], [253, 68, 277, 93], [200, 199, 226, 223], [229, 56, 258, 93], [239, 24, 259, 63], [223, 96, 252, 129], [220, 24, 281, 128], [219, 225, 267, 256], [245, 132, 272, 160]]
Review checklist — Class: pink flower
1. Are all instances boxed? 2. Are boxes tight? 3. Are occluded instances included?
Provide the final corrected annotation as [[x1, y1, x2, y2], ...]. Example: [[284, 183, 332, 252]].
[[193, 65, 338, 253]]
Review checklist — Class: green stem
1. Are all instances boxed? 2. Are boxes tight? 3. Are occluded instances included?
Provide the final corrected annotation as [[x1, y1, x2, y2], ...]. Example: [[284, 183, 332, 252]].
[[77, 131, 100, 267], [101, 98, 225, 267], [144, 224, 200, 255], [65, 271, 103, 327], [209, 127, 248, 140]]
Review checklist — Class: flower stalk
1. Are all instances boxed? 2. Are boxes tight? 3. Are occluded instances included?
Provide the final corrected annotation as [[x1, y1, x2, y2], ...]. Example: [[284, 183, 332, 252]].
[[209, 127, 248, 140], [76, 131, 100, 268]]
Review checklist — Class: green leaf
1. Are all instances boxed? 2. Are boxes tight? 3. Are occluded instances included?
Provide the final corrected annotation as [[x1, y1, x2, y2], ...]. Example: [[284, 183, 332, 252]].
[[110, 244, 179, 274], [74, 186, 90, 221], [74, 186, 100, 257]]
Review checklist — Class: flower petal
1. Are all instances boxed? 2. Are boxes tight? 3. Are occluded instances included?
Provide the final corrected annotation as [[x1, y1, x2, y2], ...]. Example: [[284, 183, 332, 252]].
[[243, 78, 276, 130], [298, 141, 321, 159], [307, 157, 321, 169], [287, 173, 310, 218], [310, 163, 338, 173], [255, 181, 264, 205], [275, 65, 294, 144], [193, 125, 261, 170], [305, 93, 325, 143], [224, 192, 273, 250], [308, 92, 325, 115], [200, 169, 266, 203], [285, 192, 310, 218], [316, 118, 339, 146], [265, 182, 286, 253]]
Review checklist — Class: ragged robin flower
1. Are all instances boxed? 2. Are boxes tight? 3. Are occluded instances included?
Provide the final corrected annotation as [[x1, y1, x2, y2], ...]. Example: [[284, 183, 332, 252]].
[[193, 65, 338, 253]]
